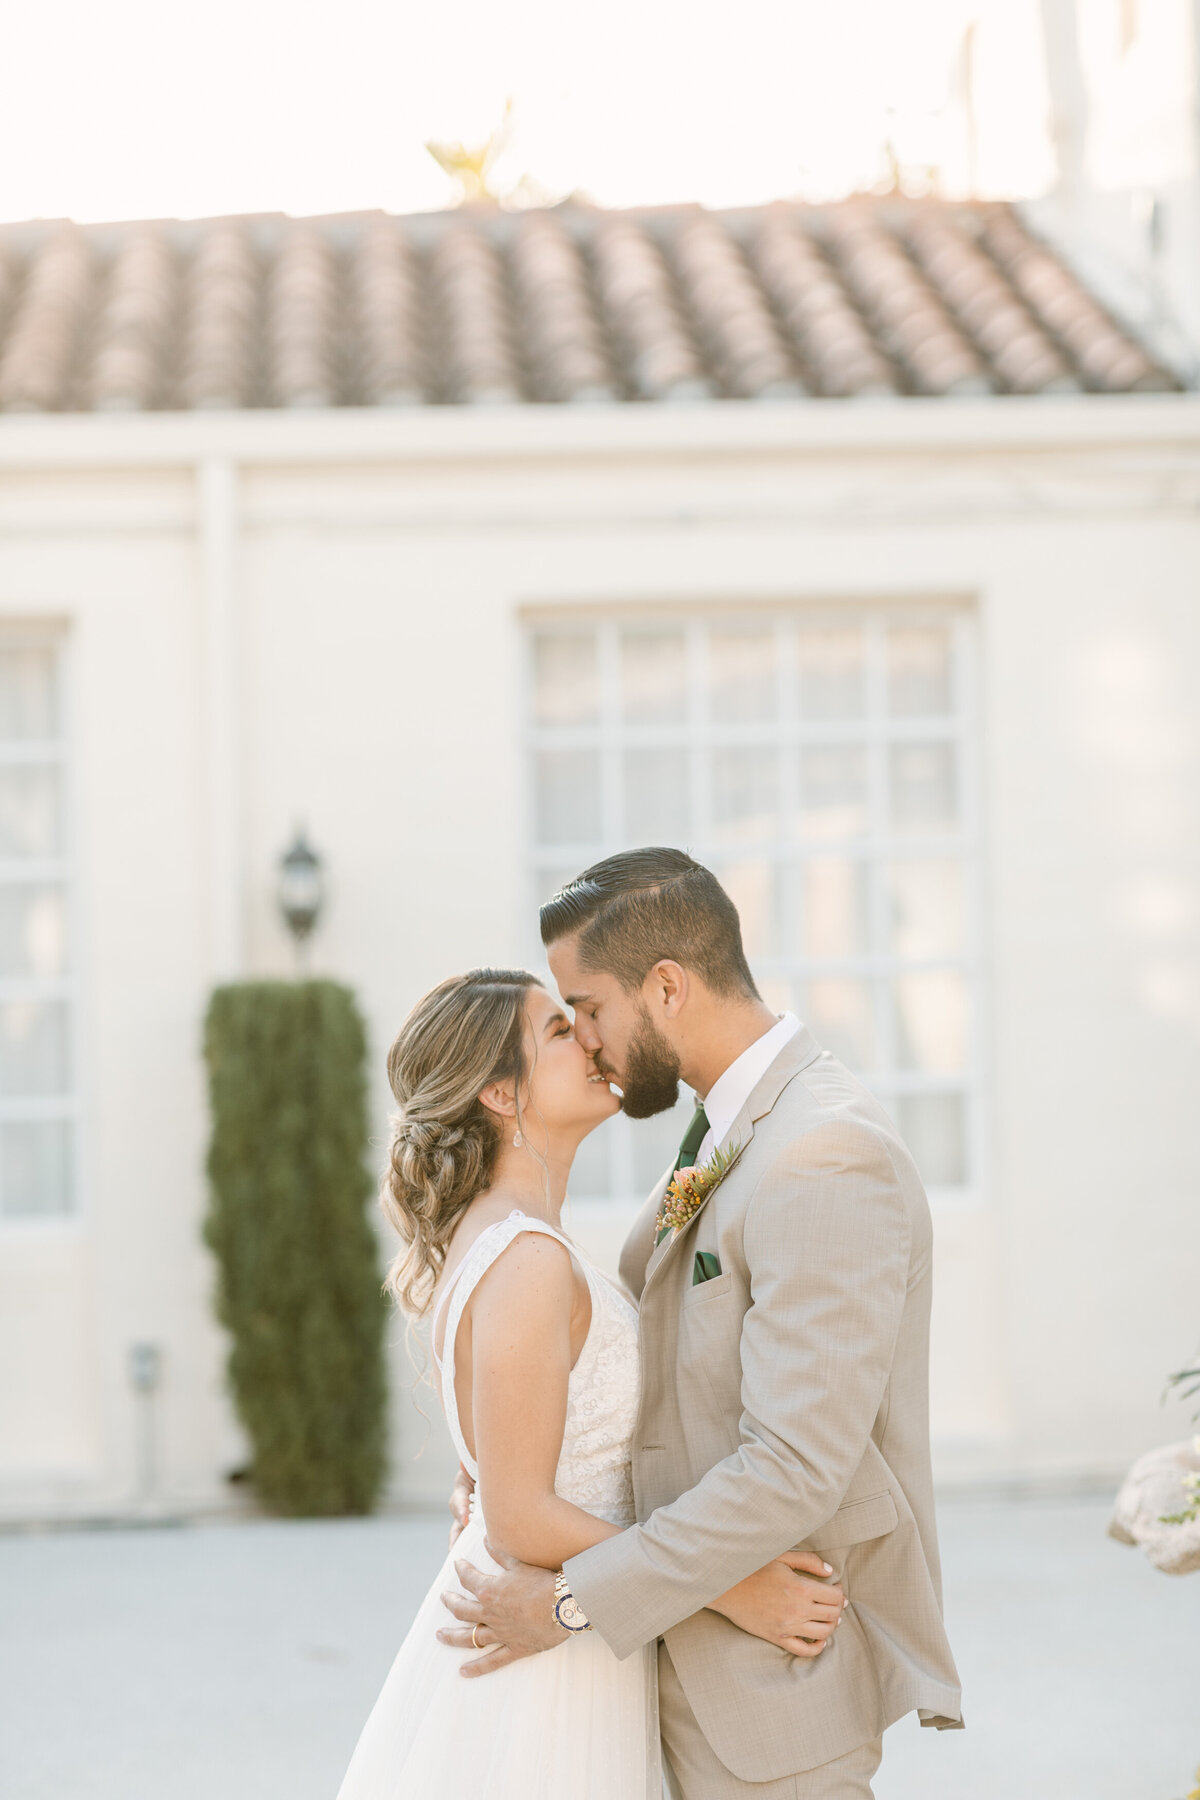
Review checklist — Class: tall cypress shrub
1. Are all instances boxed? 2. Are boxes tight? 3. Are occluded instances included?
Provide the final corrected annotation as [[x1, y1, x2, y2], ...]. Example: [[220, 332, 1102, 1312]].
[[203, 979, 388, 1515]]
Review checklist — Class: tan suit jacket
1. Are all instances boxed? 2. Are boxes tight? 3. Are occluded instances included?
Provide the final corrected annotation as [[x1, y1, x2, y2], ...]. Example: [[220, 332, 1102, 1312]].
[[564, 1026, 964, 1783]]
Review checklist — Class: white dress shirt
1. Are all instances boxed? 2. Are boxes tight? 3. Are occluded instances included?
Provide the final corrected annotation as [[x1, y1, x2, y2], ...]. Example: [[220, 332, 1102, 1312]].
[[693, 1012, 801, 1165]]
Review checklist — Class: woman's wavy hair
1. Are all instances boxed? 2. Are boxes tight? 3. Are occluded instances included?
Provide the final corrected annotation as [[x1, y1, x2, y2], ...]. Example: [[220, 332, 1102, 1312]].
[[380, 968, 540, 1318]]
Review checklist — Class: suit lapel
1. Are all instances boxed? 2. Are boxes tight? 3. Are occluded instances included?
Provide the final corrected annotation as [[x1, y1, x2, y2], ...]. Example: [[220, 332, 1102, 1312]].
[[640, 1023, 826, 1298], [642, 1114, 755, 1294], [620, 1170, 671, 1301]]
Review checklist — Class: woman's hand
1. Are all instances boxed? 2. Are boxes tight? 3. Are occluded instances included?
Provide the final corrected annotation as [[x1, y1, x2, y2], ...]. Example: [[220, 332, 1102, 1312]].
[[448, 1463, 475, 1548], [707, 1551, 847, 1658]]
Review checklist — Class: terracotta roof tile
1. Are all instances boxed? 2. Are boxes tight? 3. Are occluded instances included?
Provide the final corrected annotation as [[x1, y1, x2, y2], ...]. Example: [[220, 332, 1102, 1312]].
[[668, 213, 803, 398], [901, 213, 1077, 394], [588, 215, 710, 400], [180, 221, 258, 409], [90, 227, 179, 411], [748, 211, 896, 396], [509, 212, 614, 402], [267, 223, 338, 408], [822, 207, 993, 395], [982, 211, 1169, 392], [349, 216, 426, 406], [432, 224, 522, 404], [0, 198, 1175, 412], [0, 224, 94, 410]]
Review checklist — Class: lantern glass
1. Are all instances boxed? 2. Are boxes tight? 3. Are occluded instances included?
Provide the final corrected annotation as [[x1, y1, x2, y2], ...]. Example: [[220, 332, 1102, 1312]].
[[278, 832, 323, 942]]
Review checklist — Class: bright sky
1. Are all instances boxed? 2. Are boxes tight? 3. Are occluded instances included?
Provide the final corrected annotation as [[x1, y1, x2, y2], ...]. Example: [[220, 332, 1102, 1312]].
[[0, 0, 1057, 225]]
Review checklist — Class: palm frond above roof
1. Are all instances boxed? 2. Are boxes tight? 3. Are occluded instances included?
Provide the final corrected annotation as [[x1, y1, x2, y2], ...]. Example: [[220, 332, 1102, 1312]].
[[0, 197, 1176, 413]]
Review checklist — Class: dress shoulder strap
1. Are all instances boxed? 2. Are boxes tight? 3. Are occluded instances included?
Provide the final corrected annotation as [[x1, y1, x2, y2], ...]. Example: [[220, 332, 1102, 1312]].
[[432, 1212, 574, 1362], [437, 1212, 577, 1479]]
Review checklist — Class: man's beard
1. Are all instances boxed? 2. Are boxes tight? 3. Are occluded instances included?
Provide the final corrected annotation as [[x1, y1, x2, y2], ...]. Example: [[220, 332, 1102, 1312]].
[[617, 1006, 682, 1120]]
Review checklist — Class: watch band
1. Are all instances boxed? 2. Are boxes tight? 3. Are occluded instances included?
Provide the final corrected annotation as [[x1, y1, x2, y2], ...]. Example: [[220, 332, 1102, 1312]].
[[553, 1570, 593, 1633]]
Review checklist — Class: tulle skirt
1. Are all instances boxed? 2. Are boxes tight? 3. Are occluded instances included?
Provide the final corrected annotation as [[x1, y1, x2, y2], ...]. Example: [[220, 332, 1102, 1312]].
[[335, 1509, 660, 1799]]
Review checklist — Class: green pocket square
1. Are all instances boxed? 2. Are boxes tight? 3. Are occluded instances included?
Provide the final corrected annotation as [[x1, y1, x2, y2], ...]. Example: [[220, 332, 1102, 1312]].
[[692, 1250, 722, 1286]]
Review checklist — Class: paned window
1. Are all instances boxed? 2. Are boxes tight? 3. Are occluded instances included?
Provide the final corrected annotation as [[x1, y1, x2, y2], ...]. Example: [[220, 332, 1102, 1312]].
[[526, 608, 980, 1203], [0, 633, 74, 1219]]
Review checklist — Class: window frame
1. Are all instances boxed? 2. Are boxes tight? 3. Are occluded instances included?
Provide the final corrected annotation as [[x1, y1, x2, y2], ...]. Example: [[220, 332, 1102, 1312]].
[[523, 599, 985, 1212], [0, 624, 79, 1227]]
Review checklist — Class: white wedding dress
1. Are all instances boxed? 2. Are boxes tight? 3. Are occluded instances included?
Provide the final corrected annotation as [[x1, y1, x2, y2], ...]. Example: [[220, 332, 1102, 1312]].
[[336, 1211, 661, 1799]]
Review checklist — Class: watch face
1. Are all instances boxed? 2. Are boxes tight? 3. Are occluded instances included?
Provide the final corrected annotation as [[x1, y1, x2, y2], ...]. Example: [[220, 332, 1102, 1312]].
[[554, 1595, 589, 1632]]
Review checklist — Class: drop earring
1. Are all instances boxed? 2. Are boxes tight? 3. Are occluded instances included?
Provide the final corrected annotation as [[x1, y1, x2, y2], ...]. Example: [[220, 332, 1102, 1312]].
[[512, 1129, 523, 1148]]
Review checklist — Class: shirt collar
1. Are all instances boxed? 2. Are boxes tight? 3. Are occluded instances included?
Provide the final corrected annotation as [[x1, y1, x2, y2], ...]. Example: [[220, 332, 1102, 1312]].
[[699, 1013, 801, 1150]]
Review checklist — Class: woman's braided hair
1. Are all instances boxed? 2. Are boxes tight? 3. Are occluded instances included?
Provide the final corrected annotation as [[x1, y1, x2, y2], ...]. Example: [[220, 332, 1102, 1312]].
[[380, 969, 540, 1317]]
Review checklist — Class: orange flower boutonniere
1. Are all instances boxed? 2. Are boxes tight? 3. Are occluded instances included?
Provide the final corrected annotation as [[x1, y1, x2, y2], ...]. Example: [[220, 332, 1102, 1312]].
[[654, 1141, 741, 1245]]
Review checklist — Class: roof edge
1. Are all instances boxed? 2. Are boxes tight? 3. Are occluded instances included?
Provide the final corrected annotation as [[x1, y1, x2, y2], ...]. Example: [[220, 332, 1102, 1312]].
[[0, 392, 1197, 470]]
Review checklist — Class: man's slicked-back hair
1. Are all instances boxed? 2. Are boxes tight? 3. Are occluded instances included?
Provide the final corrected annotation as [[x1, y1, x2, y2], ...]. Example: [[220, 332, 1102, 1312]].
[[539, 847, 760, 999]]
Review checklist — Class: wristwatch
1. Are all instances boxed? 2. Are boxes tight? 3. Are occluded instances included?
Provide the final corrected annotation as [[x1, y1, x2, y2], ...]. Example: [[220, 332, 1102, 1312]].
[[553, 1571, 593, 1633]]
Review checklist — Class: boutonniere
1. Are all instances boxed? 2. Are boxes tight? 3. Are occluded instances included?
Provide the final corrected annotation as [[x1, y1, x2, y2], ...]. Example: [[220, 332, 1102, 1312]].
[[655, 1141, 741, 1245]]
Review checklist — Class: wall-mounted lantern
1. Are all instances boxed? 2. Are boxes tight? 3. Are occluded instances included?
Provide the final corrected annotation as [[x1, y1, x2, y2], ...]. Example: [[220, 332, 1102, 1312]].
[[278, 827, 324, 966]]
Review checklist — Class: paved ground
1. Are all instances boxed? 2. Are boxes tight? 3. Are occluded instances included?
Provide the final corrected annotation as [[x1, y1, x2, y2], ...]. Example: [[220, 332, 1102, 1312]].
[[1, 1496, 1196, 1800]]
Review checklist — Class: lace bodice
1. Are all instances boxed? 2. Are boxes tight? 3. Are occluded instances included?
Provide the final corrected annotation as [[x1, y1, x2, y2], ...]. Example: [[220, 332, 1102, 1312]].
[[435, 1211, 641, 1528]]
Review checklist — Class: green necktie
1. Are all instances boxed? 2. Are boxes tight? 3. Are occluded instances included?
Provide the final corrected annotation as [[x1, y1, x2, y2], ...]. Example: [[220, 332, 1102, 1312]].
[[654, 1105, 712, 1245], [672, 1105, 710, 1180]]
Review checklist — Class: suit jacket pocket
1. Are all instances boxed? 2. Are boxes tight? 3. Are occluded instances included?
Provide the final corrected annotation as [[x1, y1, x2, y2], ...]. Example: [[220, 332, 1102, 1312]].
[[806, 1489, 898, 1554], [681, 1269, 733, 1307], [678, 1271, 743, 1455]]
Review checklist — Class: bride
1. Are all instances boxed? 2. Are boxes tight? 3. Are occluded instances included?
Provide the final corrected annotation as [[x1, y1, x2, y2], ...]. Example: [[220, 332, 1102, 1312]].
[[336, 968, 841, 1800]]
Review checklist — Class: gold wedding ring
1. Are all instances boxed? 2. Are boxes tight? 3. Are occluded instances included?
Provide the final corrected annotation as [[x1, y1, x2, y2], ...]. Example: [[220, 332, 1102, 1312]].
[[472, 1623, 484, 1650]]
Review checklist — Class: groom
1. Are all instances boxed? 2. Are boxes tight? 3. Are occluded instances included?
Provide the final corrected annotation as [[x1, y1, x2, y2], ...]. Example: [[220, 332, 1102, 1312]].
[[444, 848, 963, 1796]]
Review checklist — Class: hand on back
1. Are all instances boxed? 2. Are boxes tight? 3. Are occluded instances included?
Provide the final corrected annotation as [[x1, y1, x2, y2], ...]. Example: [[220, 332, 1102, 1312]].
[[708, 1551, 847, 1657], [448, 1463, 475, 1548]]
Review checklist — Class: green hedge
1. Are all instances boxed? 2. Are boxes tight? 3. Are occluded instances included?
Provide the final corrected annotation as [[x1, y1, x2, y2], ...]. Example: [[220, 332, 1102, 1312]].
[[203, 979, 388, 1515]]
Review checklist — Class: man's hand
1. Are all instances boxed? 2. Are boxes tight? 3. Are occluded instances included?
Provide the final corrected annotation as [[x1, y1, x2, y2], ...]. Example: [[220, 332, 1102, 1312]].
[[448, 1463, 475, 1549], [708, 1551, 847, 1658], [437, 1544, 567, 1678]]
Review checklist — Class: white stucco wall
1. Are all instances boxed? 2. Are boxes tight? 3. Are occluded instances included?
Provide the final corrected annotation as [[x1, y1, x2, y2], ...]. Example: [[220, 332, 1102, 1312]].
[[0, 398, 1197, 1519]]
